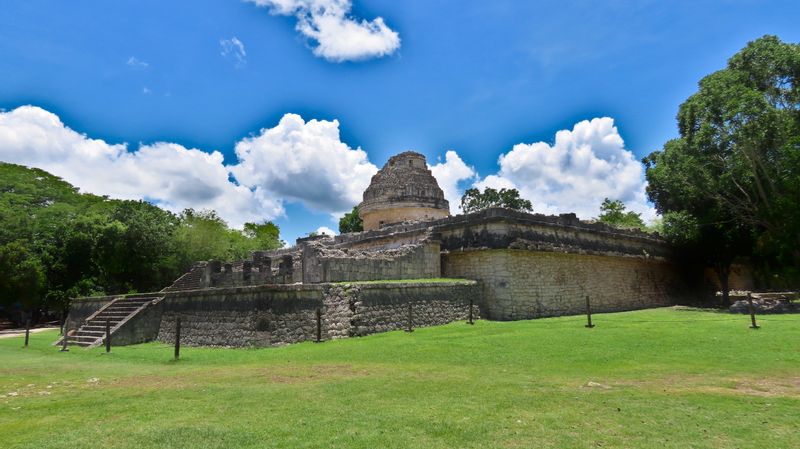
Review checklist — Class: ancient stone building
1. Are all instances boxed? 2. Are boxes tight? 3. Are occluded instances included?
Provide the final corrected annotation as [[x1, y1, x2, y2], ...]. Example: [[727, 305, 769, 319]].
[[357, 151, 450, 230], [63, 151, 726, 349]]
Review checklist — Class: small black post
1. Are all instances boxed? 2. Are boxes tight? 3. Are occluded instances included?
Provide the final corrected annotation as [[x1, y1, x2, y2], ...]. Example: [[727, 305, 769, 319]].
[[747, 293, 760, 329], [174, 317, 181, 359], [60, 329, 69, 352], [315, 308, 322, 343], [405, 303, 414, 333], [105, 319, 111, 353], [467, 297, 474, 325], [585, 296, 595, 328], [24, 319, 30, 347]]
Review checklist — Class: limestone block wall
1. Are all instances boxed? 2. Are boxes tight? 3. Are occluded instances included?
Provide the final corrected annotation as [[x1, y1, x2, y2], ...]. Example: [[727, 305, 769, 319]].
[[64, 296, 113, 332], [303, 241, 441, 283], [442, 249, 683, 320], [144, 281, 476, 347], [361, 206, 449, 231], [341, 282, 479, 336], [156, 285, 323, 347]]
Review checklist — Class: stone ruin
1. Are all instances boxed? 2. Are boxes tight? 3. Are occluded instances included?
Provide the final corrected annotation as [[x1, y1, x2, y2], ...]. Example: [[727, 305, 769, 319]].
[[63, 151, 754, 348]]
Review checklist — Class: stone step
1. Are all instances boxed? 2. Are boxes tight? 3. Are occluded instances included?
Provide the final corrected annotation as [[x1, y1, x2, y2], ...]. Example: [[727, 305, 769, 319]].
[[77, 330, 105, 336], [87, 320, 121, 327], [68, 335, 100, 343]]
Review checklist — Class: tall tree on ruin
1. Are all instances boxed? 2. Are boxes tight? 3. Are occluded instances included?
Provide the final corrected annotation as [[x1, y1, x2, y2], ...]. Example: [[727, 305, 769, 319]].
[[460, 187, 533, 214], [644, 35, 800, 301]]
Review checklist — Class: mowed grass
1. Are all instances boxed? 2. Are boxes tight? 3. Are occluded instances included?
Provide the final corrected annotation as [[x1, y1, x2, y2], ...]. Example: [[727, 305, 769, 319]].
[[1, 308, 798, 449]]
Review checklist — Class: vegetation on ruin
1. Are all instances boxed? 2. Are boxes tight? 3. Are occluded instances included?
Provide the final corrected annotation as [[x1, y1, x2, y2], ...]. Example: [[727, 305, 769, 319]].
[[644, 35, 800, 295], [338, 206, 364, 233], [1, 308, 798, 449], [460, 187, 533, 214], [0, 163, 283, 324], [596, 198, 646, 230]]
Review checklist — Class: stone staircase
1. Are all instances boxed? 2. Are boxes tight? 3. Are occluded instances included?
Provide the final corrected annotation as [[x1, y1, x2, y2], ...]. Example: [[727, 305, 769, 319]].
[[58, 295, 163, 348]]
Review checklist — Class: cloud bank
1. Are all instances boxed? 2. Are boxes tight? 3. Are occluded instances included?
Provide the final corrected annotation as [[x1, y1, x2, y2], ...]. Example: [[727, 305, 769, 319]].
[[0, 106, 654, 231], [478, 117, 655, 221], [247, 0, 400, 62], [428, 150, 477, 214], [0, 106, 377, 228]]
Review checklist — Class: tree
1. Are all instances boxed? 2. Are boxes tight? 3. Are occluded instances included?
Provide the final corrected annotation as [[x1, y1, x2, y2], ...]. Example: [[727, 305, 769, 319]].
[[0, 242, 45, 322], [644, 35, 800, 301], [460, 187, 533, 214], [338, 207, 363, 233], [597, 198, 646, 230], [243, 222, 284, 250]]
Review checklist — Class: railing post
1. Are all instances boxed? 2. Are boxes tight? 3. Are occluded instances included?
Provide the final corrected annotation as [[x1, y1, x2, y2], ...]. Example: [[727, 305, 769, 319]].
[[405, 303, 414, 333], [585, 296, 595, 328], [467, 297, 474, 325], [60, 329, 69, 352], [315, 308, 323, 343], [174, 317, 181, 359], [105, 319, 111, 353], [747, 293, 760, 329], [24, 319, 30, 348]]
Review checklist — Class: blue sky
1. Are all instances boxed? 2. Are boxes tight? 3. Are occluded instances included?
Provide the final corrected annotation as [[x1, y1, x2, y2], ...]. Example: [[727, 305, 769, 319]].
[[1, 0, 799, 243]]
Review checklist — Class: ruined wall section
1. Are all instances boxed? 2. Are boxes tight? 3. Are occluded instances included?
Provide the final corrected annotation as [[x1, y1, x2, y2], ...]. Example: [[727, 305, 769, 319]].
[[443, 249, 682, 320], [343, 282, 479, 336], [138, 281, 475, 347], [302, 240, 441, 283]]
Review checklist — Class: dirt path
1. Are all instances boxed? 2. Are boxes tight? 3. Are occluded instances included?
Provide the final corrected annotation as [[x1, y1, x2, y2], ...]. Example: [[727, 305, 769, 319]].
[[0, 327, 58, 339]]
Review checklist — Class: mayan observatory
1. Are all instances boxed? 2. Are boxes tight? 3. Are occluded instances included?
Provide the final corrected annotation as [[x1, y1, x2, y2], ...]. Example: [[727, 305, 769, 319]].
[[61, 151, 746, 348]]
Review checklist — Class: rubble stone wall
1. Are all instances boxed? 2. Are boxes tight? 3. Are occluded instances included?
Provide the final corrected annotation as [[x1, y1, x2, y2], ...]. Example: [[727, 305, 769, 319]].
[[149, 281, 475, 347], [443, 249, 682, 320]]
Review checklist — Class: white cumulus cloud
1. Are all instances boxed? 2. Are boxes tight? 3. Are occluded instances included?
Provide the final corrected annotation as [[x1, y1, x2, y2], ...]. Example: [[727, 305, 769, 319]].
[[220, 37, 247, 68], [230, 113, 378, 215], [429, 150, 477, 214], [247, 0, 400, 62], [477, 117, 656, 222], [0, 106, 380, 228], [315, 226, 337, 236]]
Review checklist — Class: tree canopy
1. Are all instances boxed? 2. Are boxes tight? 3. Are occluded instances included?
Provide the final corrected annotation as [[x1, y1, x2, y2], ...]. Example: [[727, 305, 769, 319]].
[[460, 187, 533, 214], [643, 35, 800, 297], [596, 198, 646, 230], [0, 162, 284, 323], [338, 206, 363, 233]]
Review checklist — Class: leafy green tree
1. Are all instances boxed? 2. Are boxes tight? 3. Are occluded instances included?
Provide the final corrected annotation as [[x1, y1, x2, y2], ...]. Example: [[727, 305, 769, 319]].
[[0, 242, 45, 320], [597, 198, 646, 230], [338, 207, 363, 233], [460, 187, 533, 214], [243, 222, 284, 250], [644, 35, 800, 298]]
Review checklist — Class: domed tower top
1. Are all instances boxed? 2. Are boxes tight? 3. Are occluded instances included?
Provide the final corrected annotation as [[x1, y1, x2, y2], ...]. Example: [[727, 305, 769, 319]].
[[358, 151, 450, 230]]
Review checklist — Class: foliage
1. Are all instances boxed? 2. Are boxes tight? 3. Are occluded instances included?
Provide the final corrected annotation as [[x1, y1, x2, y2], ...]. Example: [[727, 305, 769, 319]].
[[644, 35, 800, 294], [338, 206, 363, 233], [597, 198, 646, 230], [0, 163, 283, 321], [2, 309, 799, 448], [460, 187, 533, 214], [0, 242, 45, 313]]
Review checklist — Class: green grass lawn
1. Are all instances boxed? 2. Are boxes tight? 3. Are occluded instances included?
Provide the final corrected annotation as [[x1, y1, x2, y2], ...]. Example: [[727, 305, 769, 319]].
[[1, 307, 798, 449]]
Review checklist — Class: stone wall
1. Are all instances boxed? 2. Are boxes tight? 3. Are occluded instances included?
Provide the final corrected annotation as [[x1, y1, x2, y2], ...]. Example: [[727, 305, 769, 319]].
[[64, 296, 113, 332], [146, 280, 476, 347], [156, 285, 323, 347], [443, 249, 682, 320], [339, 282, 479, 336], [302, 241, 441, 283]]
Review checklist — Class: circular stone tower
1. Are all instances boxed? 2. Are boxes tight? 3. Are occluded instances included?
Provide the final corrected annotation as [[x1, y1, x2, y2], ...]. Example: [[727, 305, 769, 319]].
[[358, 151, 450, 230]]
